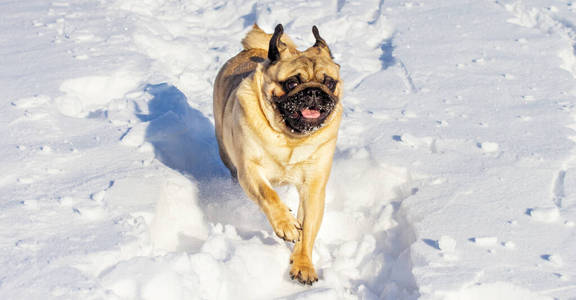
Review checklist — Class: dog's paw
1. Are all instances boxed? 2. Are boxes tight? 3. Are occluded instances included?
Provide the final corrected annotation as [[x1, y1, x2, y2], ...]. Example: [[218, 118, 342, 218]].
[[270, 209, 301, 242], [289, 256, 318, 285]]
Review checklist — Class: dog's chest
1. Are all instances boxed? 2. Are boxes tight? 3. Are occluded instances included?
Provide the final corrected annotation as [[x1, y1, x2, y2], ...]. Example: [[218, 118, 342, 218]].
[[261, 142, 317, 183], [264, 136, 317, 165], [287, 144, 316, 165]]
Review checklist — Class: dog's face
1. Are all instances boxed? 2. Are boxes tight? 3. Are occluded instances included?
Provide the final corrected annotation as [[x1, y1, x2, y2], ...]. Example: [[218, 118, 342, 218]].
[[262, 25, 341, 135]]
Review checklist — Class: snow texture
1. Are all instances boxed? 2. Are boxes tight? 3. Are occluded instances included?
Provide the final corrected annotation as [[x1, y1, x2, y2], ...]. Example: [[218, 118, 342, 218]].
[[1, 0, 576, 299]]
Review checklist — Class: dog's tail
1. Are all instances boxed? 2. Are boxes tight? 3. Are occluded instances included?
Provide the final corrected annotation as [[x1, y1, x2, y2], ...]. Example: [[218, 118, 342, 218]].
[[242, 24, 296, 51]]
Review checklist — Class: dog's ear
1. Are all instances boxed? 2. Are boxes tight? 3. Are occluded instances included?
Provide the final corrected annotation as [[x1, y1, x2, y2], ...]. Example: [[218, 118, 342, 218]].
[[268, 24, 287, 63], [312, 25, 333, 58]]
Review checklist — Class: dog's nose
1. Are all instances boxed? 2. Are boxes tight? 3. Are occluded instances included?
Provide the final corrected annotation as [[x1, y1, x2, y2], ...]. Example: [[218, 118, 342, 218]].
[[306, 89, 322, 102]]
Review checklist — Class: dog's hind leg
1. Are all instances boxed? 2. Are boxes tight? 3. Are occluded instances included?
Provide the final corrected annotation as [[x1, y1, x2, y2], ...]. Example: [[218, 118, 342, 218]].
[[217, 147, 238, 181]]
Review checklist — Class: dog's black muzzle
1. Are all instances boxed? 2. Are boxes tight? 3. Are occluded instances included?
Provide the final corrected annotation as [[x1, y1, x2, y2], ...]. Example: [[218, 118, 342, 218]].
[[273, 85, 337, 134]]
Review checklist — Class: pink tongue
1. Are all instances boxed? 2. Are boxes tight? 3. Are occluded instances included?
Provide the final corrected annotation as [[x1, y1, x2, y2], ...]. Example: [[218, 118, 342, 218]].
[[301, 108, 321, 119]]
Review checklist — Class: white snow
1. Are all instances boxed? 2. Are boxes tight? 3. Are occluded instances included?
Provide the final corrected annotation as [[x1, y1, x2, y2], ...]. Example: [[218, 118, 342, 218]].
[[528, 206, 561, 223], [1, 0, 576, 299], [469, 237, 499, 248], [437, 236, 457, 253]]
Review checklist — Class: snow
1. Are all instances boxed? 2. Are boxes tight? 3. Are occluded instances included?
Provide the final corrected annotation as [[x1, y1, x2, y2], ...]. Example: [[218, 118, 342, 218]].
[[1, 0, 576, 299]]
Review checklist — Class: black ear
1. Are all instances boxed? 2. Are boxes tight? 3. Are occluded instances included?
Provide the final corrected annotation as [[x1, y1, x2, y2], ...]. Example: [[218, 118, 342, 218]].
[[268, 24, 284, 63], [312, 25, 333, 58], [312, 25, 327, 48]]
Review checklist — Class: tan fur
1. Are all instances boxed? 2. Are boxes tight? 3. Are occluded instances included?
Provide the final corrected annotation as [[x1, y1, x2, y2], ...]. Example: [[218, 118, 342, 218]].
[[241, 24, 297, 51], [213, 25, 342, 285]]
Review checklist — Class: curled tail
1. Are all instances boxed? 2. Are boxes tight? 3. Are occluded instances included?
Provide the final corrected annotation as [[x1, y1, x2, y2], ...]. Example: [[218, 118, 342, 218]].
[[241, 24, 296, 51]]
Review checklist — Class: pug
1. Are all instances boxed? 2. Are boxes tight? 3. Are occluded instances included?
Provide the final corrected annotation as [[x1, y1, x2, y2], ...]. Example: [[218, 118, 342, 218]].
[[213, 24, 342, 285]]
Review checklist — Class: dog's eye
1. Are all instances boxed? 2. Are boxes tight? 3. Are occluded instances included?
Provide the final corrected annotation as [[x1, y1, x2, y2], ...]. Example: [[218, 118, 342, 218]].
[[324, 76, 337, 91], [283, 77, 300, 91]]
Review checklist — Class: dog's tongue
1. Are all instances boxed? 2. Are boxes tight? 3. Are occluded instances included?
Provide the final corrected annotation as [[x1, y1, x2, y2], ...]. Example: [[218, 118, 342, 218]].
[[301, 108, 321, 119]]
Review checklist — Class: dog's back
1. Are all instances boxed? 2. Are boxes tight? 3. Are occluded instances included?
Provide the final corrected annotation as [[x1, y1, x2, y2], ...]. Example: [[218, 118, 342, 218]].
[[213, 48, 264, 175], [213, 25, 268, 175], [213, 48, 266, 125]]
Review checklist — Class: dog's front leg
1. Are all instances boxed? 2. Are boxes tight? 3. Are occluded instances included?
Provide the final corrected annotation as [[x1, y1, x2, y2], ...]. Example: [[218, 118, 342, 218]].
[[237, 164, 301, 242], [290, 176, 327, 285]]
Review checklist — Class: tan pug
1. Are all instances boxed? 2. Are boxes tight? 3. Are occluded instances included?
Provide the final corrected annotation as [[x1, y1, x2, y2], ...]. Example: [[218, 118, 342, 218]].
[[213, 24, 342, 285]]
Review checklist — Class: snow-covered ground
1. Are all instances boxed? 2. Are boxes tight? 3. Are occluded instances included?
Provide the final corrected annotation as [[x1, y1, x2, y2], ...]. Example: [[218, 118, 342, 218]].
[[2, 0, 576, 299]]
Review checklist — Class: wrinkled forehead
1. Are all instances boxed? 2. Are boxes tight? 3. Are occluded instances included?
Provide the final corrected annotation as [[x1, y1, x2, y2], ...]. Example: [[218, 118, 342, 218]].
[[270, 54, 340, 82]]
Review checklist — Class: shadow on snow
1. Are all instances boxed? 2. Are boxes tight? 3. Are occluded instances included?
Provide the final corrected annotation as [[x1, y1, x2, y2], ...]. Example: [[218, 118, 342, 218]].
[[139, 83, 269, 239], [138, 83, 227, 182]]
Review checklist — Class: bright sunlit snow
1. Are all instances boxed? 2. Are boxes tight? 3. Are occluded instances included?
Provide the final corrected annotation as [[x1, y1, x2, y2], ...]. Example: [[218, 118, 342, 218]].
[[1, 0, 576, 299]]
